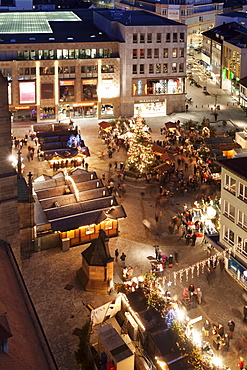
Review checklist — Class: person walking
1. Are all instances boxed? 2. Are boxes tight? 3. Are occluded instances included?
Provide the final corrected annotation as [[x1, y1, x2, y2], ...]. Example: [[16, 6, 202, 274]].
[[228, 320, 235, 339], [238, 357, 244, 370], [197, 288, 202, 304], [115, 248, 119, 262], [203, 319, 211, 337], [191, 290, 198, 308], [120, 252, 126, 267], [244, 305, 247, 321], [174, 250, 178, 264], [85, 162, 89, 171], [154, 245, 160, 260]]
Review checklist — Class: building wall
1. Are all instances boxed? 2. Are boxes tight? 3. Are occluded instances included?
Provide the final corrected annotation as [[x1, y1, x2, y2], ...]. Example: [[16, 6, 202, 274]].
[[0, 74, 20, 264], [220, 167, 247, 257], [117, 22, 187, 116]]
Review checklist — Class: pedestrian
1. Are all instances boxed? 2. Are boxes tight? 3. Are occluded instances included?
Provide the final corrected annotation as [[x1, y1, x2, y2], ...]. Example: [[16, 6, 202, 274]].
[[219, 258, 225, 271], [115, 248, 119, 262], [191, 290, 198, 308], [217, 324, 224, 337], [168, 254, 173, 268], [191, 232, 197, 246], [244, 305, 247, 321], [155, 211, 159, 223], [228, 320, 235, 339], [197, 287, 202, 304], [203, 319, 211, 337], [109, 162, 112, 171], [154, 245, 159, 260], [174, 249, 178, 264], [238, 357, 244, 370], [120, 252, 126, 267], [102, 173, 106, 181], [85, 162, 89, 171]]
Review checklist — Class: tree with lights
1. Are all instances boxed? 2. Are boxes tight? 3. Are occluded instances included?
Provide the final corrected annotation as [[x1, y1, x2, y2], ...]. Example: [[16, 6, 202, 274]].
[[127, 118, 156, 174]]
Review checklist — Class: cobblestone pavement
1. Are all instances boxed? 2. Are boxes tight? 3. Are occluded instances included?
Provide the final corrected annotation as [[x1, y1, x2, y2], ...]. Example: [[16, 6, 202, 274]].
[[14, 83, 247, 370]]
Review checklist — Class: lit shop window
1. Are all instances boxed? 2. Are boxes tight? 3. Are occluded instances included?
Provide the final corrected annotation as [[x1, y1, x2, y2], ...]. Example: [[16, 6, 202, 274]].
[[86, 225, 95, 235], [105, 221, 113, 230]]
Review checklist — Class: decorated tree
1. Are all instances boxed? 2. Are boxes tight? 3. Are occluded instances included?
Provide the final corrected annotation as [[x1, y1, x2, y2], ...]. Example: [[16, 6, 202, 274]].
[[127, 118, 156, 174]]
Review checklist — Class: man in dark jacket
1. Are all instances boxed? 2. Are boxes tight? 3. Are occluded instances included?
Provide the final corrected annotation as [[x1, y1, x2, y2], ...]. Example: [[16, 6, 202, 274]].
[[228, 320, 235, 339]]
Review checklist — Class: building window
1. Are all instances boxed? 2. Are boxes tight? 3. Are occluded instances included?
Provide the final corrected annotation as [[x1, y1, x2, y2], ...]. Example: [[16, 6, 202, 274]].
[[224, 174, 236, 195], [238, 210, 247, 231], [180, 48, 184, 57], [223, 200, 235, 222], [140, 64, 144, 74], [133, 65, 137, 74], [149, 64, 154, 73], [239, 182, 247, 202], [105, 221, 113, 230], [101, 65, 114, 73], [172, 48, 177, 58], [147, 33, 152, 43], [173, 33, 178, 43], [199, 16, 203, 22], [179, 63, 184, 72], [157, 33, 161, 43], [133, 49, 137, 59], [154, 49, 159, 58], [237, 236, 247, 253], [163, 48, 168, 58], [163, 63, 168, 73], [162, 8, 167, 15], [172, 63, 177, 73], [147, 49, 152, 58], [223, 226, 234, 246], [156, 64, 161, 73], [140, 33, 145, 43], [40, 67, 55, 75], [140, 49, 145, 59], [166, 33, 170, 43], [180, 33, 185, 42], [133, 33, 138, 43]]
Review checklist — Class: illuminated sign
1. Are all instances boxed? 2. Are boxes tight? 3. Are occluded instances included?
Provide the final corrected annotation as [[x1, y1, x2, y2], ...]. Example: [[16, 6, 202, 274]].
[[14, 106, 30, 110], [19, 82, 35, 104], [82, 80, 97, 85], [73, 102, 95, 107], [60, 80, 74, 86]]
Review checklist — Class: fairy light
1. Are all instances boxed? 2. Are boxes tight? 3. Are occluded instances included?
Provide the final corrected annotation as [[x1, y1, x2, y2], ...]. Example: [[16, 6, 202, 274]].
[[120, 293, 145, 331], [64, 171, 80, 202]]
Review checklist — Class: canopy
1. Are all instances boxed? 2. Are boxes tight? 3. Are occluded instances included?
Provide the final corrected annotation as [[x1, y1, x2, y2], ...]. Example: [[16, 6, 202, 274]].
[[98, 121, 113, 130], [154, 163, 172, 172]]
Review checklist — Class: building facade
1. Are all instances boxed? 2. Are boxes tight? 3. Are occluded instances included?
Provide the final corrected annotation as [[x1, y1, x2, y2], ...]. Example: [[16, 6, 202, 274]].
[[202, 21, 247, 91], [0, 9, 186, 122], [214, 158, 247, 289], [114, 0, 223, 50]]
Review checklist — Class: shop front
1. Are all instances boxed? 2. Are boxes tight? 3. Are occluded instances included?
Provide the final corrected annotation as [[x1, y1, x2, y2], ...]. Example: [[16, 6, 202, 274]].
[[11, 106, 36, 122], [134, 99, 166, 116], [58, 102, 97, 120]]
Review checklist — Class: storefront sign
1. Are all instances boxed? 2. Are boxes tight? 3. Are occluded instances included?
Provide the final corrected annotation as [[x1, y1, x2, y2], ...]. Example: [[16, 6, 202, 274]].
[[14, 105, 30, 110], [73, 102, 95, 107], [60, 80, 74, 86], [82, 79, 97, 85], [138, 99, 163, 103]]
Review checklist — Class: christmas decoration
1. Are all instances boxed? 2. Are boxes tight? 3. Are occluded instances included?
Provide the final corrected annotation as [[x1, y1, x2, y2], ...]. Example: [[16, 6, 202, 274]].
[[127, 117, 156, 174]]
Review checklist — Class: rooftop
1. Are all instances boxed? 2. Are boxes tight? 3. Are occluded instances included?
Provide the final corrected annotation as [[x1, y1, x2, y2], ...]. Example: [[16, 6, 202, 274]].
[[217, 157, 247, 180], [0, 239, 57, 370], [0, 10, 115, 44], [96, 9, 184, 26]]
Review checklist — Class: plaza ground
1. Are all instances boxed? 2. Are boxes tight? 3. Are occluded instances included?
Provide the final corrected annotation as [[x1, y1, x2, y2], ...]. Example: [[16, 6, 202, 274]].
[[12, 79, 247, 370]]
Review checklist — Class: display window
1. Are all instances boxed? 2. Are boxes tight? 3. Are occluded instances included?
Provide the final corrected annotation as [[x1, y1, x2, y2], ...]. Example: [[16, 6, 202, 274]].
[[40, 107, 55, 120], [59, 80, 74, 102], [19, 81, 36, 104], [132, 78, 185, 96], [82, 79, 97, 100], [101, 104, 114, 116]]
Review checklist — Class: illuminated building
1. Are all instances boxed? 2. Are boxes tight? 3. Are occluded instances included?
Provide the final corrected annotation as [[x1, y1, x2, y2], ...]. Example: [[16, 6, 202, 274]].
[[114, 0, 223, 50], [0, 9, 186, 121]]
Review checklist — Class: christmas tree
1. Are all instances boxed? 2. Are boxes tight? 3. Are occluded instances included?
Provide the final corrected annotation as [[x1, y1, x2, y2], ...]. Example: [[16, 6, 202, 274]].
[[127, 118, 156, 174]]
